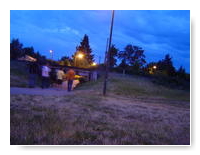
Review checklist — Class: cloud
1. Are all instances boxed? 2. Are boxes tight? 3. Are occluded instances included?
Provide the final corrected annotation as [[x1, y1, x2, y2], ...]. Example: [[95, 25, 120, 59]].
[[42, 26, 81, 36], [10, 10, 190, 72]]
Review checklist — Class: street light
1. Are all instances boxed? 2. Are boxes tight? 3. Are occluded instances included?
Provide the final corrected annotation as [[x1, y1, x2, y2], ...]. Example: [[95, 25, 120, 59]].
[[153, 65, 157, 69], [75, 52, 84, 67], [49, 50, 53, 59], [92, 62, 97, 66], [77, 53, 84, 59]]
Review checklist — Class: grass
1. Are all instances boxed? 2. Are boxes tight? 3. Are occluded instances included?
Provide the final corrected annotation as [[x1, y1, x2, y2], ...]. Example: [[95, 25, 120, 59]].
[[108, 73, 190, 101], [10, 72, 190, 145], [10, 60, 29, 87], [10, 60, 43, 87]]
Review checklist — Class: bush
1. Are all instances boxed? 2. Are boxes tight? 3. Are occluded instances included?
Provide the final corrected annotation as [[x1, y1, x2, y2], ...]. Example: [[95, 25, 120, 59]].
[[151, 74, 190, 90]]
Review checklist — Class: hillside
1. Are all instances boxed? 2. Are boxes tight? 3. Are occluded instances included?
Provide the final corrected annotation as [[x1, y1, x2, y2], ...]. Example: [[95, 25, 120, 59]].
[[77, 73, 190, 102], [10, 60, 190, 101], [10, 60, 29, 87], [10, 63, 190, 145]]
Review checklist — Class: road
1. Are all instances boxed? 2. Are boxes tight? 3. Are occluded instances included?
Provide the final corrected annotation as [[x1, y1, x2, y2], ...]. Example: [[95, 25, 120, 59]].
[[10, 87, 73, 96]]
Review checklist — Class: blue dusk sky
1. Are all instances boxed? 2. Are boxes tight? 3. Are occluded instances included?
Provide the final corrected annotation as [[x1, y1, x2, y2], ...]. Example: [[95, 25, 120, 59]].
[[10, 10, 190, 72]]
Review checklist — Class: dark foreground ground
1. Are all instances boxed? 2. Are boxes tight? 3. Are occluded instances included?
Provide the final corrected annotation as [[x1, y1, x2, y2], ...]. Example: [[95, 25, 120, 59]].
[[10, 73, 190, 145]]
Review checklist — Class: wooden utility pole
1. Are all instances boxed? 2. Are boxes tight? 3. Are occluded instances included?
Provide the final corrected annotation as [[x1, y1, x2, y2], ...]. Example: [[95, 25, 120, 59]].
[[104, 38, 109, 64], [103, 10, 115, 96]]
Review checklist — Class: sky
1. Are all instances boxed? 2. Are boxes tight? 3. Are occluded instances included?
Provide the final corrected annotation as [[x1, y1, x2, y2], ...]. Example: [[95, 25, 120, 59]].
[[10, 10, 190, 72]]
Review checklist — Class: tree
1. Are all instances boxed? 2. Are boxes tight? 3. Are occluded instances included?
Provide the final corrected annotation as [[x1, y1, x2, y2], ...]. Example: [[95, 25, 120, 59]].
[[145, 62, 158, 74], [10, 38, 24, 59], [157, 54, 176, 76], [72, 51, 90, 68], [76, 34, 94, 65], [10, 38, 48, 64], [23, 47, 35, 57], [118, 44, 146, 74], [35, 51, 42, 60], [176, 66, 186, 79], [108, 44, 118, 69], [59, 56, 73, 66], [118, 59, 129, 74]]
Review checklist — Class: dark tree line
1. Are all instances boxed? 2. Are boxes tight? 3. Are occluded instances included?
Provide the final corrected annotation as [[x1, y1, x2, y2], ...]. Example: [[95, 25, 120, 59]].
[[11, 36, 189, 83], [144, 54, 188, 79], [10, 39, 23, 59], [10, 38, 47, 64], [108, 44, 188, 80], [66, 34, 189, 81]]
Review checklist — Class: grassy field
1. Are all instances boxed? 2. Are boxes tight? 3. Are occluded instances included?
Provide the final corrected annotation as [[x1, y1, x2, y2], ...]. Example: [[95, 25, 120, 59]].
[[10, 60, 31, 87], [10, 72, 190, 145], [108, 73, 190, 102]]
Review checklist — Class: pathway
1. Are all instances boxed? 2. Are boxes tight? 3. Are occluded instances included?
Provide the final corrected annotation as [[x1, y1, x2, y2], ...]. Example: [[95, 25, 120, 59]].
[[10, 87, 73, 96]]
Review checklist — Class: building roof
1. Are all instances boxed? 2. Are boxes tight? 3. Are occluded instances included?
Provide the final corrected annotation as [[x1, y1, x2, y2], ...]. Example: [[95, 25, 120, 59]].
[[18, 55, 37, 62]]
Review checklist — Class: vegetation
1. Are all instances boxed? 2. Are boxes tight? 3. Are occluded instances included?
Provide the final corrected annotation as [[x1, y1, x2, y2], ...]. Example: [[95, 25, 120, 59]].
[[10, 39, 24, 60], [58, 56, 73, 66], [10, 36, 190, 91], [10, 25, 190, 145], [10, 37, 189, 85], [73, 34, 94, 67], [156, 54, 176, 76], [10, 60, 29, 87], [10, 38, 47, 64], [108, 44, 119, 69], [108, 73, 189, 102], [118, 44, 146, 74], [10, 73, 190, 145]]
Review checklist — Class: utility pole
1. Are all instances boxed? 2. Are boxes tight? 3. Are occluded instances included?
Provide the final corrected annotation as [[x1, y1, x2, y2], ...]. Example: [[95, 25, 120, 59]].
[[104, 38, 109, 64], [103, 10, 115, 96]]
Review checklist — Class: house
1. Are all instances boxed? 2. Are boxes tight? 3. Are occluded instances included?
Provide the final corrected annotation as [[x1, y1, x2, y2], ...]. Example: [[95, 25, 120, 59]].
[[18, 55, 37, 62]]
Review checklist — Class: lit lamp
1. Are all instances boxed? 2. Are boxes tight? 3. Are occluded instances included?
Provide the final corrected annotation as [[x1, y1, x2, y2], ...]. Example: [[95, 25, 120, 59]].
[[92, 62, 97, 66], [49, 50, 53, 59], [77, 53, 84, 59], [75, 52, 84, 67], [153, 65, 157, 69]]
